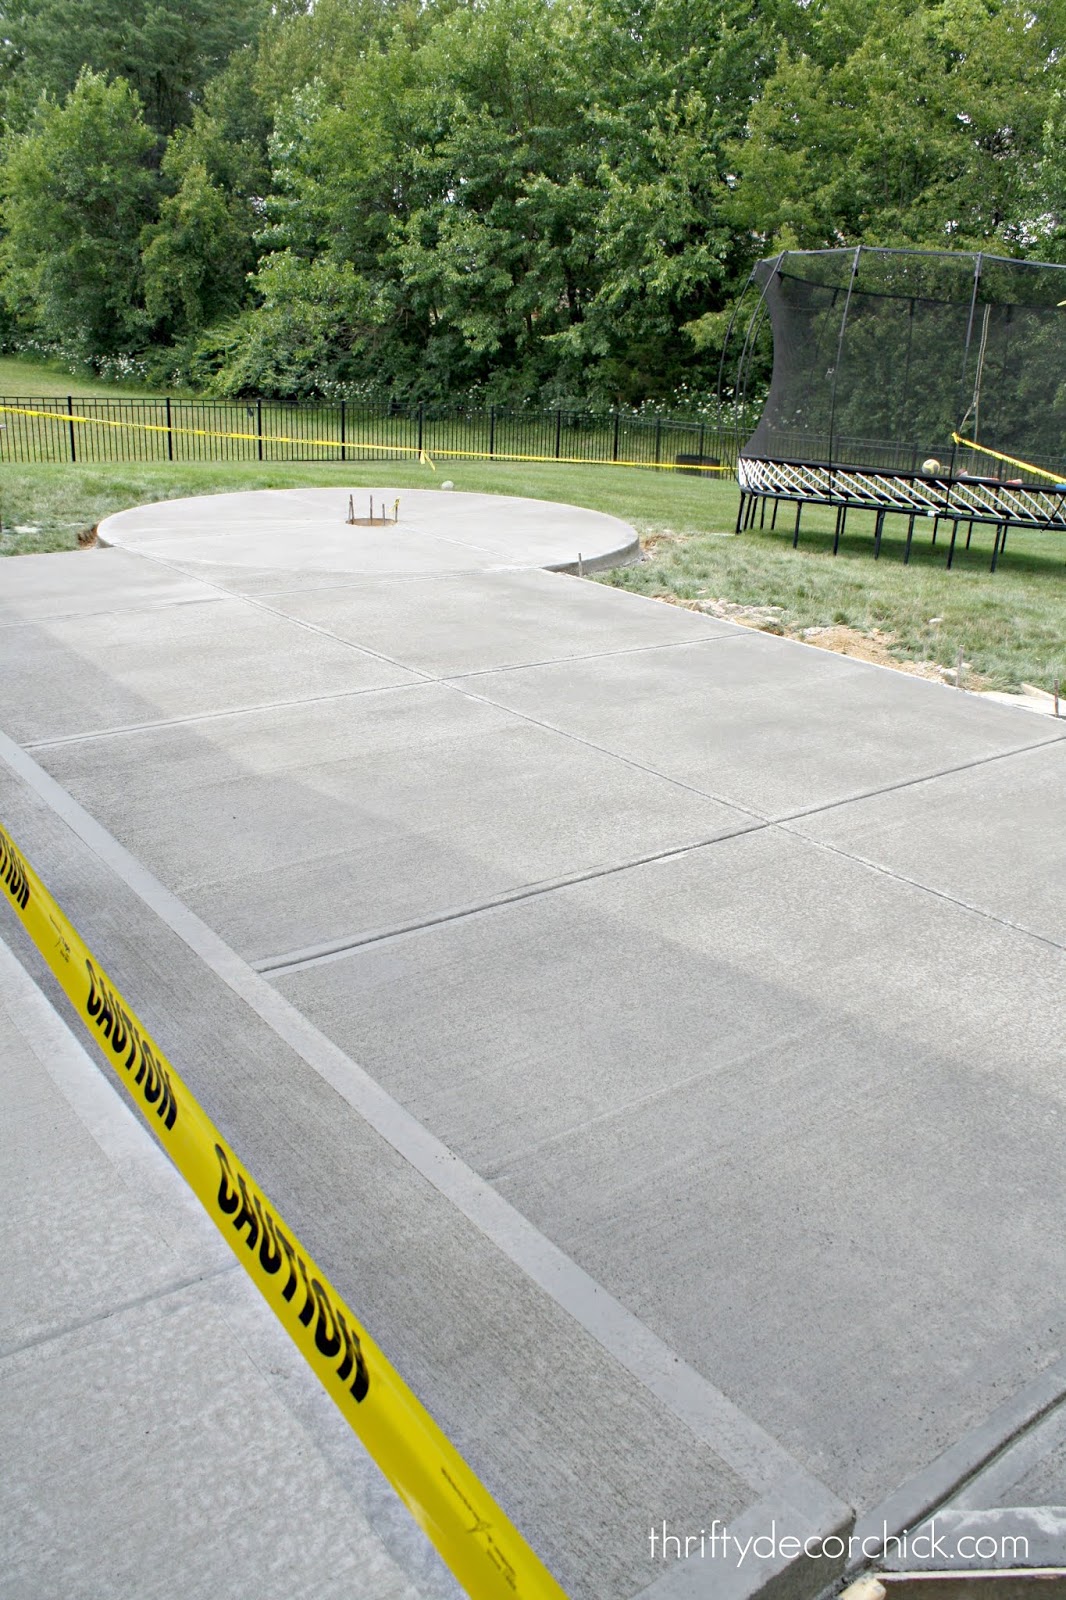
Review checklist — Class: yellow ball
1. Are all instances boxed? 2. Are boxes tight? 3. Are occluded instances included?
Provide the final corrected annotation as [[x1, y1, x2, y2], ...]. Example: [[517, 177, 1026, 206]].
[[921, 457, 942, 475]]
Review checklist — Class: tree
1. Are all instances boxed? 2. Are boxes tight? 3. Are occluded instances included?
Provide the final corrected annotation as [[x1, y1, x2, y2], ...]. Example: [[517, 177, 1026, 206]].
[[549, 0, 774, 400], [0, 0, 269, 135], [6, 0, 1061, 404], [140, 56, 273, 341], [142, 158, 255, 340], [252, 0, 420, 108], [210, 0, 773, 403], [204, 251, 376, 397], [0, 69, 157, 355], [725, 0, 1062, 254]]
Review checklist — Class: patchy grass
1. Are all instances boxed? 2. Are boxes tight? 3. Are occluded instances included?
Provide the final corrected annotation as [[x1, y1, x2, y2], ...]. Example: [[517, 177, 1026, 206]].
[[599, 488, 1066, 695], [2, 452, 1063, 695]]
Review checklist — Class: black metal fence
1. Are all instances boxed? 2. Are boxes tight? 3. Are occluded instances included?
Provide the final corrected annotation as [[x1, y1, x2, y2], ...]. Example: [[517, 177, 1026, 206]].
[[0, 395, 737, 474]]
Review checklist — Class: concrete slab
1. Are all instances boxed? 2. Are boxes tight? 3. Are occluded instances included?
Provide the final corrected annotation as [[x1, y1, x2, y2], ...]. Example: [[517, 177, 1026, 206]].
[[4, 485, 1065, 1598], [466, 629, 1065, 817], [0, 546, 218, 626], [943, 1391, 1066, 1515], [32, 681, 753, 962], [0, 598, 422, 745], [0, 935, 455, 1600], [996, 1459, 1066, 1513], [263, 568, 738, 678], [0, 991, 226, 1350], [793, 738, 1066, 947], [0, 1280, 438, 1600], [98, 487, 640, 577], [277, 826, 1066, 1514]]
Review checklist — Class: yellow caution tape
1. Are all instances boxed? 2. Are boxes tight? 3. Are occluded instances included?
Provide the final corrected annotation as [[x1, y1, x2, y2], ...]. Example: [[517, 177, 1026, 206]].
[[951, 433, 1066, 487], [0, 819, 568, 1600], [0, 403, 729, 473]]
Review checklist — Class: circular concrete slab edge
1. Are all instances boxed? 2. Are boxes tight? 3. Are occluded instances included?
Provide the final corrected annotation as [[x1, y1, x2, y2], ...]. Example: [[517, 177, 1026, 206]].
[[96, 487, 642, 578]]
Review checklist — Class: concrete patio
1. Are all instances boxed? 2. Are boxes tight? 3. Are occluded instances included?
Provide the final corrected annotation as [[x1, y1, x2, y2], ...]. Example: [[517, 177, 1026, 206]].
[[1, 486, 1063, 1599]]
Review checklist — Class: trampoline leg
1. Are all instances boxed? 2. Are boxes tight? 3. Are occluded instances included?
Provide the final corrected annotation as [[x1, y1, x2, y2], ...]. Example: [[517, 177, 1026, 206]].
[[990, 524, 1002, 572], [946, 518, 959, 570], [1001, 525, 1009, 553], [965, 519, 974, 550], [903, 514, 916, 565], [771, 500, 779, 530], [735, 493, 746, 535], [793, 501, 802, 548], [832, 504, 843, 556], [873, 509, 885, 560], [746, 494, 758, 531], [931, 517, 938, 546], [759, 498, 767, 529]]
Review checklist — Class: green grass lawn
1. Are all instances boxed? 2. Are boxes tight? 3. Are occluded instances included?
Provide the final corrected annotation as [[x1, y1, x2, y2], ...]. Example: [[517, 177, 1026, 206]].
[[0, 352, 169, 399], [2, 428, 1063, 696]]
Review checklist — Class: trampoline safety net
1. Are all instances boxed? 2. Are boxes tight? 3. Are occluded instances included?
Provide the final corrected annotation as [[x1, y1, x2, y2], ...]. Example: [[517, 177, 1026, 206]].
[[740, 248, 1066, 483]]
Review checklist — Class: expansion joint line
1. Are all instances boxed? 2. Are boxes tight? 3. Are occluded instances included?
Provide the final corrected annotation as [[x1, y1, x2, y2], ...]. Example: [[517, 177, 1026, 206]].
[[259, 723, 1064, 973], [778, 822, 1065, 954], [105, 541, 769, 820]]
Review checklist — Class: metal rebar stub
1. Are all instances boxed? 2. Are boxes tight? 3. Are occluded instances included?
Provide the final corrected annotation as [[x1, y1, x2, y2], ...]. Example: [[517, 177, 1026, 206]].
[[346, 493, 400, 527]]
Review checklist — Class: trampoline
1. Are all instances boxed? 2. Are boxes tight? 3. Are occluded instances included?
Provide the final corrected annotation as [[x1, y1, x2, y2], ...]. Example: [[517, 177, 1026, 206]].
[[723, 247, 1066, 569]]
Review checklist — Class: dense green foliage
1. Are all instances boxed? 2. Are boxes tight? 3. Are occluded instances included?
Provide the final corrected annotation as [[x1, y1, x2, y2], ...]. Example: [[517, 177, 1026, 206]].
[[0, 0, 268, 134], [0, 0, 1064, 404], [0, 71, 157, 355]]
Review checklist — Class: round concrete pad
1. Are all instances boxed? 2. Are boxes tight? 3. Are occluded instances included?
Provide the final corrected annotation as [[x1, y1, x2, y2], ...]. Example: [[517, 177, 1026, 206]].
[[98, 487, 640, 577]]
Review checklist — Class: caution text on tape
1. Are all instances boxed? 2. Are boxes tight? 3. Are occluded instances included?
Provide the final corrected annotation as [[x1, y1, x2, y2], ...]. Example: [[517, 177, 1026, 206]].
[[0, 819, 568, 1600]]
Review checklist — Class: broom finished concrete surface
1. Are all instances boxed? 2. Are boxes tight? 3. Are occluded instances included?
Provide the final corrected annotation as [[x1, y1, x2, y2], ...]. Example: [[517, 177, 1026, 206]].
[[1, 486, 1064, 1600]]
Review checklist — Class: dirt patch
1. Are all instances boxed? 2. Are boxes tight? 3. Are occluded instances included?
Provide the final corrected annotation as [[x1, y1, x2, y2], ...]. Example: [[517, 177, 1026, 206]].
[[640, 530, 686, 557], [797, 623, 943, 675], [639, 526, 732, 556]]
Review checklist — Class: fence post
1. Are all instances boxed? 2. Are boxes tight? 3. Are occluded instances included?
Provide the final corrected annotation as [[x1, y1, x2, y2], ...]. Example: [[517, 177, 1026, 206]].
[[697, 420, 705, 463], [655, 415, 662, 467], [256, 399, 264, 462], [418, 402, 424, 458], [66, 396, 77, 463], [166, 397, 174, 462], [554, 409, 562, 460], [612, 412, 620, 463], [489, 405, 496, 458], [340, 399, 347, 463]]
